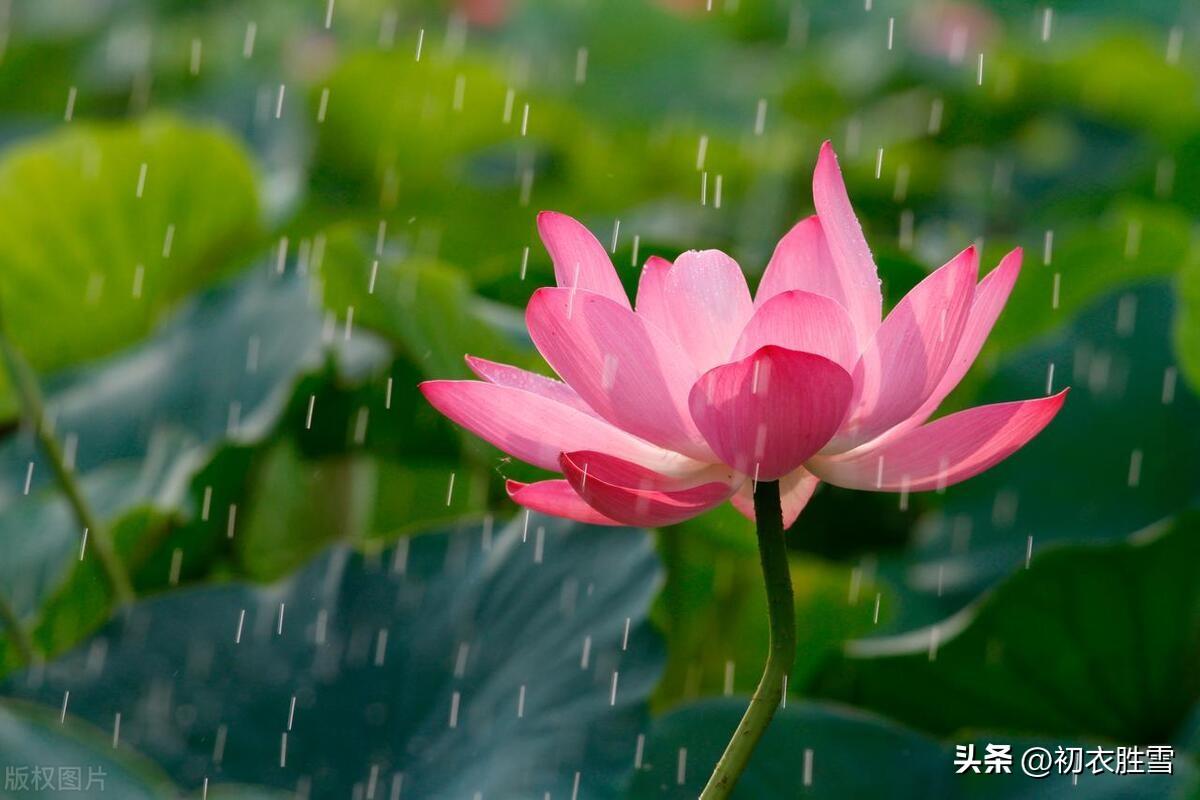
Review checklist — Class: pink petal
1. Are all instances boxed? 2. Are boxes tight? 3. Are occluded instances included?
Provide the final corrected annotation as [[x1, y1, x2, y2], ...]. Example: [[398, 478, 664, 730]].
[[634, 255, 673, 325], [812, 142, 883, 350], [887, 248, 1022, 438], [560, 452, 733, 527], [808, 390, 1068, 492], [755, 215, 863, 343], [506, 479, 622, 526], [419, 380, 698, 473], [526, 287, 713, 459], [829, 246, 979, 451], [688, 345, 854, 480], [729, 468, 821, 530], [537, 211, 630, 309], [561, 449, 736, 491], [732, 289, 859, 372], [632, 250, 755, 373], [465, 355, 598, 416]]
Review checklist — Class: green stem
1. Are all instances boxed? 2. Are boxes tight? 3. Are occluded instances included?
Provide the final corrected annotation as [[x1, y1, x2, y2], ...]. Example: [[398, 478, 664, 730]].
[[700, 479, 795, 799], [0, 589, 34, 666], [0, 315, 134, 607]]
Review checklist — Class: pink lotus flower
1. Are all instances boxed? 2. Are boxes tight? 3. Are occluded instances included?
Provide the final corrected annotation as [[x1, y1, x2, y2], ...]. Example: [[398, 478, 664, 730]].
[[420, 142, 1066, 529]]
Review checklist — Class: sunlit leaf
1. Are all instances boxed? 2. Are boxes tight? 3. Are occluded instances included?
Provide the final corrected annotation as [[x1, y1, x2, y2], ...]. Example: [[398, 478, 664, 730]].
[[0, 116, 261, 417], [318, 226, 531, 380]]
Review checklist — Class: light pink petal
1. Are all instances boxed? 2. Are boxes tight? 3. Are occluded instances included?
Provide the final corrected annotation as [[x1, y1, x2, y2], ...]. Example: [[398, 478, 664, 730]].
[[828, 246, 979, 451], [634, 255, 673, 324], [812, 142, 883, 350], [465, 355, 597, 417], [729, 468, 821, 530], [808, 390, 1068, 492], [526, 287, 713, 459], [560, 452, 733, 527], [537, 211, 630, 309], [732, 290, 859, 372], [506, 479, 622, 526], [419, 380, 699, 474], [688, 345, 854, 480], [887, 248, 1022, 438], [756, 215, 847, 311], [633, 250, 755, 373]]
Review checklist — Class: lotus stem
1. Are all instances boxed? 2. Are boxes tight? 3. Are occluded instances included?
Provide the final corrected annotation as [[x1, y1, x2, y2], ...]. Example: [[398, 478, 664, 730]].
[[0, 589, 33, 666], [699, 479, 795, 799], [0, 308, 135, 607]]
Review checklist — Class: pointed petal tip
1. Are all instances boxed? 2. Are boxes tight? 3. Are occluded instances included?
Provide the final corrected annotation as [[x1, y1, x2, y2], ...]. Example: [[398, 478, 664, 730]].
[[535, 210, 574, 240], [811, 390, 1070, 493], [525, 285, 552, 308], [997, 247, 1024, 274], [418, 378, 476, 410], [815, 140, 839, 172], [504, 477, 627, 526]]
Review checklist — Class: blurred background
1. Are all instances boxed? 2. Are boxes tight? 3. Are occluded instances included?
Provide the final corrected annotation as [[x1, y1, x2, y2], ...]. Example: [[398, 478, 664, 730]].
[[0, 0, 1197, 797]]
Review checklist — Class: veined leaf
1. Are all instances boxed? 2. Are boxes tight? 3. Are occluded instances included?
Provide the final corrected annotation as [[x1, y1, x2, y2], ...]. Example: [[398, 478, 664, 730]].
[[813, 513, 1200, 746], [2, 514, 665, 798]]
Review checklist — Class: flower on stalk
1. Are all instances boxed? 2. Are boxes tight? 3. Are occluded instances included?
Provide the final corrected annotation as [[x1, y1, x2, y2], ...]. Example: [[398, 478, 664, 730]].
[[420, 142, 1066, 528]]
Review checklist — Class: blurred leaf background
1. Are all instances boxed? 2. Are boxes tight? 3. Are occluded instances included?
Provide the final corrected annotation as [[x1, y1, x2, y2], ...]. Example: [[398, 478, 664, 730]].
[[0, 0, 1197, 797]]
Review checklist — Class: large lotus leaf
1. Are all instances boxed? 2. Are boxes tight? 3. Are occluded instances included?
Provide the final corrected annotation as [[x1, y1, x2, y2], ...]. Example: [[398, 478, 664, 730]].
[[901, 282, 1200, 600], [0, 699, 294, 799], [234, 440, 375, 581], [2, 514, 665, 799], [317, 227, 531, 381], [0, 115, 261, 417], [0, 698, 177, 799], [0, 267, 328, 622], [629, 699, 1197, 799], [0, 267, 325, 497], [812, 513, 1200, 746]]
